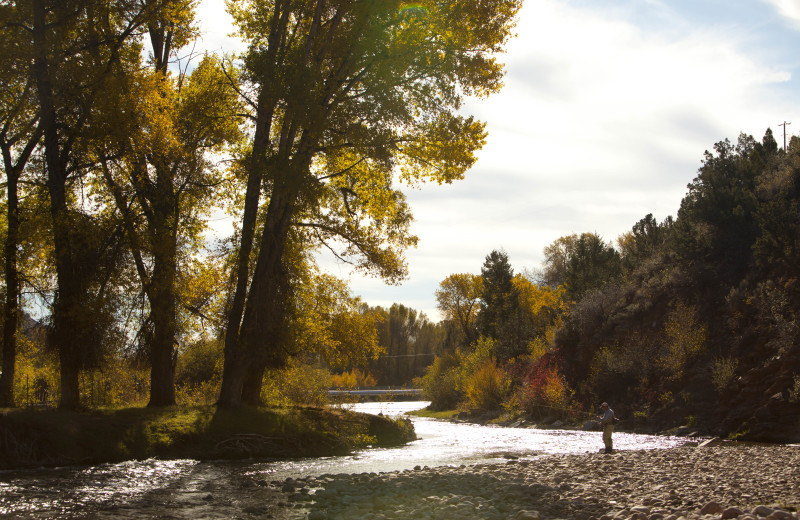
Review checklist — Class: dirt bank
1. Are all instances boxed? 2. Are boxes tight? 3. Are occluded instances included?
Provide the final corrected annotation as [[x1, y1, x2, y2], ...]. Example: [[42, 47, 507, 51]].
[[0, 405, 415, 469]]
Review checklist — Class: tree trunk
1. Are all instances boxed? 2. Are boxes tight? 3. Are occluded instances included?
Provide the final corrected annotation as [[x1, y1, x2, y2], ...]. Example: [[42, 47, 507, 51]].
[[219, 183, 295, 407], [59, 347, 81, 408], [0, 167, 20, 407], [147, 200, 178, 406], [218, 102, 274, 408], [0, 107, 41, 407], [218, 161, 263, 408], [33, 0, 84, 409], [218, 5, 292, 408], [240, 364, 265, 406]]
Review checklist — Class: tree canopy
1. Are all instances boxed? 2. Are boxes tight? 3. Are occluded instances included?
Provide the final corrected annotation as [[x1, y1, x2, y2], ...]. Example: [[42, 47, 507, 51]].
[[0, 0, 521, 408], [219, 0, 522, 407]]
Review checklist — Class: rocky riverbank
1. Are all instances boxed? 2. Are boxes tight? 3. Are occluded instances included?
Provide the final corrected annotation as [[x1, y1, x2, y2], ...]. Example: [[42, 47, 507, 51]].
[[272, 443, 799, 520]]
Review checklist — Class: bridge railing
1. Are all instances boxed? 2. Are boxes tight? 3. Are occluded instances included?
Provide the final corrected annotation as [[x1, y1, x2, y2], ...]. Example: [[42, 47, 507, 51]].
[[328, 387, 423, 396]]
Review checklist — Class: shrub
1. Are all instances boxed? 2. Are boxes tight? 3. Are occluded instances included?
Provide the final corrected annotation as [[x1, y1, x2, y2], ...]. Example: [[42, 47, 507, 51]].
[[262, 360, 332, 407], [176, 338, 223, 404], [14, 334, 59, 407], [176, 338, 223, 389], [659, 303, 706, 380], [789, 375, 800, 403], [420, 354, 462, 410], [79, 364, 150, 407], [330, 368, 377, 389], [515, 366, 572, 419], [711, 356, 738, 393], [463, 359, 510, 413]]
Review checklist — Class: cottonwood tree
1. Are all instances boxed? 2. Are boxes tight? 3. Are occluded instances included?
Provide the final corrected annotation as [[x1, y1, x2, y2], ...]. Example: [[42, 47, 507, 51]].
[[436, 273, 483, 346], [28, 0, 157, 408], [0, 1, 44, 406], [98, 2, 242, 406], [219, 0, 522, 407], [541, 234, 578, 289], [292, 266, 384, 371]]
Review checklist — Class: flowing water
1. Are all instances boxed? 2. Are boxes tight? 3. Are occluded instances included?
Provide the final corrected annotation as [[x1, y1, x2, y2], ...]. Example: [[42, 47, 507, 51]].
[[0, 402, 689, 518]]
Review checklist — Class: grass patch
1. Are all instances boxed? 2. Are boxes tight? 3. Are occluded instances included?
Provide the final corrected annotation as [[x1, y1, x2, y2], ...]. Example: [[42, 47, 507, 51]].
[[407, 407, 460, 420], [0, 405, 415, 469]]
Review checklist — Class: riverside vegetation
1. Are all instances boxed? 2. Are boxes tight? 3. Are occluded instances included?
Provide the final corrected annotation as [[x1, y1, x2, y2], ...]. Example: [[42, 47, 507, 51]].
[[418, 131, 800, 444], [2, 0, 800, 474], [0, 405, 415, 469]]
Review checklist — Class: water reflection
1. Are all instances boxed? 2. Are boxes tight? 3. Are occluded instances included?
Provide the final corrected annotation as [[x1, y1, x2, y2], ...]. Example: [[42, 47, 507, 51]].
[[0, 401, 690, 518]]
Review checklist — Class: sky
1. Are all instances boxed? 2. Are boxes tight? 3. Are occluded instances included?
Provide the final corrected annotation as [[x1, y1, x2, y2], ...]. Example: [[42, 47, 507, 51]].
[[193, 0, 800, 321]]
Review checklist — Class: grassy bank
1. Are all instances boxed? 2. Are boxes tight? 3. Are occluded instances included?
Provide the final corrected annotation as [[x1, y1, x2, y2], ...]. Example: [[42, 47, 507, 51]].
[[0, 405, 415, 469]]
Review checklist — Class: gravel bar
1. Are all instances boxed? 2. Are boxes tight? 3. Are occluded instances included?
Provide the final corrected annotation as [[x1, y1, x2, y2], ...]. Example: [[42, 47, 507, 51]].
[[272, 444, 800, 520]]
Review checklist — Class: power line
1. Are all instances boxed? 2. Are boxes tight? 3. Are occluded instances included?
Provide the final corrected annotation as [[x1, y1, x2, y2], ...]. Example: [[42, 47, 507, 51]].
[[378, 353, 437, 358], [779, 121, 791, 150]]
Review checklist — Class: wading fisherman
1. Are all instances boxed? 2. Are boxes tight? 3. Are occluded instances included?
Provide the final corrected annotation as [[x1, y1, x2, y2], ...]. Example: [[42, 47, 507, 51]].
[[600, 402, 615, 453]]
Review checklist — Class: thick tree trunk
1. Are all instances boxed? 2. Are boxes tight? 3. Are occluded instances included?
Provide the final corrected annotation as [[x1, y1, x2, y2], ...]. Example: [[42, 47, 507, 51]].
[[59, 347, 81, 408], [0, 114, 41, 407], [218, 163, 262, 408], [33, 0, 84, 409], [237, 186, 296, 403], [240, 364, 265, 406], [0, 168, 20, 407], [218, 102, 274, 408], [147, 205, 178, 406], [218, 4, 293, 408], [219, 183, 295, 407]]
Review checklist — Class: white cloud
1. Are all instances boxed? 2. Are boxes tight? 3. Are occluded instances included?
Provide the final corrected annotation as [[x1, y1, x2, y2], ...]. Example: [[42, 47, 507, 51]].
[[195, 0, 800, 321], [351, 0, 798, 319], [194, 0, 244, 55], [764, 0, 800, 28]]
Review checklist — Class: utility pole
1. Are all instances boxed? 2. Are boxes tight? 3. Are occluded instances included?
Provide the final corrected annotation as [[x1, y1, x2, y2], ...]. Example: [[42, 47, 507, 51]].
[[779, 121, 791, 150]]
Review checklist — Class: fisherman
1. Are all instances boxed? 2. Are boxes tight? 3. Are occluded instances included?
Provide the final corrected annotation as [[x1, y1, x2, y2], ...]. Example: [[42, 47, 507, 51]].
[[599, 402, 615, 453]]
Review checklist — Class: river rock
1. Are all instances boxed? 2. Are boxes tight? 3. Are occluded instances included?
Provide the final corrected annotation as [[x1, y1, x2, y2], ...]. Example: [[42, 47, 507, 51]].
[[722, 506, 744, 518], [699, 501, 724, 515], [286, 445, 800, 520]]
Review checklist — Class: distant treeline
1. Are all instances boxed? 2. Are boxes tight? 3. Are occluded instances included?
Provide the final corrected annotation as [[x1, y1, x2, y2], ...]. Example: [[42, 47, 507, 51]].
[[422, 130, 800, 440]]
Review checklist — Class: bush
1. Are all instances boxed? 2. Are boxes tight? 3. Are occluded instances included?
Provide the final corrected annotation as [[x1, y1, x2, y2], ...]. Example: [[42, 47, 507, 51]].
[[710, 356, 738, 393], [659, 303, 706, 380], [176, 338, 223, 388], [14, 334, 59, 407], [262, 360, 332, 407], [176, 337, 224, 405], [420, 354, 462, 410], [514, 366, 573, 419], [463, 359, 510, 413], [330, 368, 377, 389], [79, 365, 150, 407], [509, 347, 574, 420]]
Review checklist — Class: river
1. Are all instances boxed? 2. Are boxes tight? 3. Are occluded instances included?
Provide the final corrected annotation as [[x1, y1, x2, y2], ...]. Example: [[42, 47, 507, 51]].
[[0, 402, 690, 518]]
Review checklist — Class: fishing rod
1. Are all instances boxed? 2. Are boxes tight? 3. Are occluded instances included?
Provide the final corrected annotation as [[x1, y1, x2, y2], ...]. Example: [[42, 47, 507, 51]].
[[523, 403, 618, 421]]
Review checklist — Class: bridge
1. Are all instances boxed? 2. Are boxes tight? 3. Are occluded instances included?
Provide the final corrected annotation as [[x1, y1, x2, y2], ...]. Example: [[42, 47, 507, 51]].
[[328, 387, 423, 397]]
